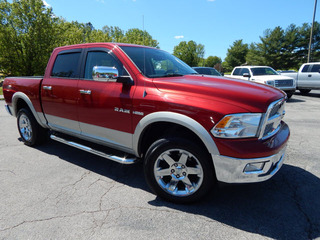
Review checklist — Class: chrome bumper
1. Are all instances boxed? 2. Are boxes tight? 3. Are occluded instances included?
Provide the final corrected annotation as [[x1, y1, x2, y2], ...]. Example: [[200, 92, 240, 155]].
[[213, 146, 286, 183], [5, 104, 13, 116]]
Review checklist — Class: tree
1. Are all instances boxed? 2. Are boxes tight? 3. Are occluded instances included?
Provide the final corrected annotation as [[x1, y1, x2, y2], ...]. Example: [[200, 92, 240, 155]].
[[246, 43, 265, 66], [173, 40, 205, 67], [102, 25, 124, 43], [205, 56, 222, 68], [123, 28, 159, 48], [0, 0, 59, 76], [223, 40, 248, 72]]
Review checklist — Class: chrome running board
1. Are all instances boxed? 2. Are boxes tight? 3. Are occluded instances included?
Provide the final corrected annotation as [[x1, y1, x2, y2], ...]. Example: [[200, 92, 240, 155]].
[[50, 135, 137, 164]]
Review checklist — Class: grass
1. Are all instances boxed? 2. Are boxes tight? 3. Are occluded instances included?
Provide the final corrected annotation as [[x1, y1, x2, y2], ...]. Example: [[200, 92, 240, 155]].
[[0, 87, 3, 95]]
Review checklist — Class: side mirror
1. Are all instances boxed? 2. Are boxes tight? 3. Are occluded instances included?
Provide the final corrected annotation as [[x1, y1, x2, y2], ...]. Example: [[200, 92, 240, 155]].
[[93, 66, 118, 82], [243, 73, 251, 78], [92, 66, 133, 85]]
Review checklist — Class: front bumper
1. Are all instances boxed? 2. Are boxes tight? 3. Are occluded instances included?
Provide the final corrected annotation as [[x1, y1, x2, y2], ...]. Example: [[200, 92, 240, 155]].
[[213, 146, 286, 183]]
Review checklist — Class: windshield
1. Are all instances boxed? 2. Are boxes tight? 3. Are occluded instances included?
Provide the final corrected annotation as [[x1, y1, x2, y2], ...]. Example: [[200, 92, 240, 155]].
[[120, 46, 198, 78], [251, 67, 279, 76]]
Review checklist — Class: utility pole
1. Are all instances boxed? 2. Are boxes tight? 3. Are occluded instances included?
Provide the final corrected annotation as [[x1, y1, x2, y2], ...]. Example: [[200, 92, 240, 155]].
[[308, 0, 318, 63]]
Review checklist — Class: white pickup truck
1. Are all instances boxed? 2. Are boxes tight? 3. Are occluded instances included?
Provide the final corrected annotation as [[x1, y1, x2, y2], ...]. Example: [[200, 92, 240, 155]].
[[226, 66, 296, 98], [280, 62, 320, 95]]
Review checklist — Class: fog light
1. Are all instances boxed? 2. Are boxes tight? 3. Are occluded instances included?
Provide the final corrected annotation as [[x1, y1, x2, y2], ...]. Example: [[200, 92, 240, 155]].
[[244, 162, 265, 173]]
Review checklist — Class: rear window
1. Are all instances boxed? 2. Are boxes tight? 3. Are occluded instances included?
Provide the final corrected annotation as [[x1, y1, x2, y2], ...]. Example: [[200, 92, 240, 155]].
[[51, 52, 81, 78]]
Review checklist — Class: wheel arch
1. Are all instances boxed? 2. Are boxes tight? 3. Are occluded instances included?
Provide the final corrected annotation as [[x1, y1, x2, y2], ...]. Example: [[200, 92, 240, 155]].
[[133, 111, 220, 158], [12, 92, 47, 128]]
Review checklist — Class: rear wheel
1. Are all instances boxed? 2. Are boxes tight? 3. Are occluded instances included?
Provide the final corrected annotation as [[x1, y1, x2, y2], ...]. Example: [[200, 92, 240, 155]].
[[17, 108, 47, 146], [299, 89, 311, 95], [144, 137, 215, 203]]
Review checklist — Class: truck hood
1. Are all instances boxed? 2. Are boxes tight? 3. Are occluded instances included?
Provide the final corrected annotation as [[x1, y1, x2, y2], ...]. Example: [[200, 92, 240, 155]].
[[152, 75, 285, 113], [251, 75, 294, 82]]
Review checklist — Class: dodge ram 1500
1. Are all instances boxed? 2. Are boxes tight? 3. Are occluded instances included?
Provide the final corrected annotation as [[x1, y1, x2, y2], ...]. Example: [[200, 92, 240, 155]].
[[3, 43, 290, 203]]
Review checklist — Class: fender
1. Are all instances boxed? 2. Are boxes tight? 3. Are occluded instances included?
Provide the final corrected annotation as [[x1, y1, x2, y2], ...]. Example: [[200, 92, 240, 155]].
[[12, 92, 47, 128], [133, 111, 220, 157]]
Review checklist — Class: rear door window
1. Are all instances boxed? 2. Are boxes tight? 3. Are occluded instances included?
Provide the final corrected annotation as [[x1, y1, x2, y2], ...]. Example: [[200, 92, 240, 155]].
[[51, 52, 81, 78], [310, 64, 320, 72], [301, 65, 310, 72], [233, 68, 241, 75]]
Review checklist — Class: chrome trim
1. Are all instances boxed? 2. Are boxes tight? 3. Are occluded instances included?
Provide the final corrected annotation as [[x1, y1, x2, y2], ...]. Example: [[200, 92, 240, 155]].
[[213, 146, 286, 183], [258, 98, 285, 140], [11, 92, 47, 128], [43, 86, 52, 90], [79, 89, 92, 95], [50, 135, 136, 164], [133, 111, 220, 156]]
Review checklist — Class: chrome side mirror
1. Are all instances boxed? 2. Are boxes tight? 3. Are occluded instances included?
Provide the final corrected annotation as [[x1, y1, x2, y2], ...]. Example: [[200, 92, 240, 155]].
[[92, 66, 118, 82]]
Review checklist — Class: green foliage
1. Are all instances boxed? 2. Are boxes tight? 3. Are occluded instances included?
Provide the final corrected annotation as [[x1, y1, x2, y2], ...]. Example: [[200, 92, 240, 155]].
[[205, 56, 222, 68], [223, 40, 248, 72], [0, 0, 59, 76], [244, 23, 320, 70], [0, 1, 160, 76], [173, 40, 205, 67], [123, 28, 159, 48]]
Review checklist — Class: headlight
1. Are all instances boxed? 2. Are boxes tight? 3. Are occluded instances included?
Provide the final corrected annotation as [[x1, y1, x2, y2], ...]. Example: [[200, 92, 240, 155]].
[[211, 113, 262, 138], [265, 80, 275, 86]]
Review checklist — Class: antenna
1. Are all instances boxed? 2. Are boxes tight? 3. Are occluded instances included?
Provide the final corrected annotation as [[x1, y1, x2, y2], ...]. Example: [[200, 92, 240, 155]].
[[142, 15, 147, 98]]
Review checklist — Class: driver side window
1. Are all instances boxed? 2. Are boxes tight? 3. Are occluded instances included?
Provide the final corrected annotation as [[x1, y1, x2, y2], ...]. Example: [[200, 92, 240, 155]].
[[84, 51, 128, 79]]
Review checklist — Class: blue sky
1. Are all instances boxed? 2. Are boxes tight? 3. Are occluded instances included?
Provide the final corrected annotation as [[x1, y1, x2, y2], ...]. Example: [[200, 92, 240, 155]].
[[43, 0, 319, 60]]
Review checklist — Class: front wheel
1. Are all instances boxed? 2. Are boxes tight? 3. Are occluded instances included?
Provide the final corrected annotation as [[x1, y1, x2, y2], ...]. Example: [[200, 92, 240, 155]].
[[17, 108, 47, 146], [144, 138, 215, 203]]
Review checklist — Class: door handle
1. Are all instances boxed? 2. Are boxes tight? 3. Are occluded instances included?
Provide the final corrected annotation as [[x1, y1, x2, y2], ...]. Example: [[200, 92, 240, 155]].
[[43, 86, 52, 90], [79, 89, 91, 95], [308, 74, 312, 77]]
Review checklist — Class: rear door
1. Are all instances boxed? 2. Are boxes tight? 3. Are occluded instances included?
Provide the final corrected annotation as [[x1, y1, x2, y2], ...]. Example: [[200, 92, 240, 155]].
[[41, 49, 82, 134]]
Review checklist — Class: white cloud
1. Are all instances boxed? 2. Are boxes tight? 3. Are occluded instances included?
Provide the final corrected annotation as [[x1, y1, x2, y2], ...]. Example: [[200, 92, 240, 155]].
[[96, 0, 105, 3], [174, 35, 184, 39], [42, 0, 51, 7]]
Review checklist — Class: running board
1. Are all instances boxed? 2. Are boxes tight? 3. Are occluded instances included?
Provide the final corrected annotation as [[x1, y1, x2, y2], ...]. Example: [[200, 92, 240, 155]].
[[50, 135, 137, 164]]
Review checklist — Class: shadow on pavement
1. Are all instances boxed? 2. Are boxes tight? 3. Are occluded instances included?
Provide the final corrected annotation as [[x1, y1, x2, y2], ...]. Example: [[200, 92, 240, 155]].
[[34, 140, 320, 240]]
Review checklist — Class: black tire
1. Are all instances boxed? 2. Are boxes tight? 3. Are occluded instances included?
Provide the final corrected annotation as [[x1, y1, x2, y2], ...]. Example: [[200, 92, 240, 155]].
[[284, 91, 294, 99], [144, 137, 215, 203], [17, 108, 48, 146], [299, 89, 311, 95]]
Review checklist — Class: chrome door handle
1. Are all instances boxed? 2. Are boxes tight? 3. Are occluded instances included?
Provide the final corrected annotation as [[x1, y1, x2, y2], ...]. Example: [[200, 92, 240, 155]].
[[79, 89, 91, 95], [43, 86, 52, 90]]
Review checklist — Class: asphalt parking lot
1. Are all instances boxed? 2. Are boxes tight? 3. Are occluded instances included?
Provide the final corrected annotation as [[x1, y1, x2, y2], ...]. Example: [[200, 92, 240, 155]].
[[0, 91, 320, 240]]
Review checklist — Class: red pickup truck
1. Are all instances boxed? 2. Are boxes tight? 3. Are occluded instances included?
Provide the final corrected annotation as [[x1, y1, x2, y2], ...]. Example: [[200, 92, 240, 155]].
[[3, 43, 289, 203]]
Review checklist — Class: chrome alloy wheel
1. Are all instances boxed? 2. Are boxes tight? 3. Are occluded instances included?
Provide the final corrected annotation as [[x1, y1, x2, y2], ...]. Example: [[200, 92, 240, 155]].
[[18, 113, 33, 142], [153, 149, 204, 197]]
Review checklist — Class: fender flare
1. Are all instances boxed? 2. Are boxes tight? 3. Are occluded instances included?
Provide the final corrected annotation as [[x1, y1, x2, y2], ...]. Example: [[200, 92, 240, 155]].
[[12, 92, 47, 128], [132, 111, 220, 156]]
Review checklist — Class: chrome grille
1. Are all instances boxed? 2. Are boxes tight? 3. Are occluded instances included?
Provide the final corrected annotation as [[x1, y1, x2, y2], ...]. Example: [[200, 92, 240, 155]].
[[275, 79, 293, 87], [259, 98, 286, 139]]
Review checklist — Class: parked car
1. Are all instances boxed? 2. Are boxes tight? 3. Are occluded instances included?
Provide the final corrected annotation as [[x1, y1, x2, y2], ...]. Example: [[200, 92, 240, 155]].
[[225, 66, 296, 98], [193, 67, 222, 76], [3, 43, 289, 203], [280, 62, 320, 94]]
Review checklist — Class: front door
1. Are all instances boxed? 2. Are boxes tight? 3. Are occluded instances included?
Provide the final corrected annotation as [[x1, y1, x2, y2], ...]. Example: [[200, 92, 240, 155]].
[[77, 49, 135, 151]]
